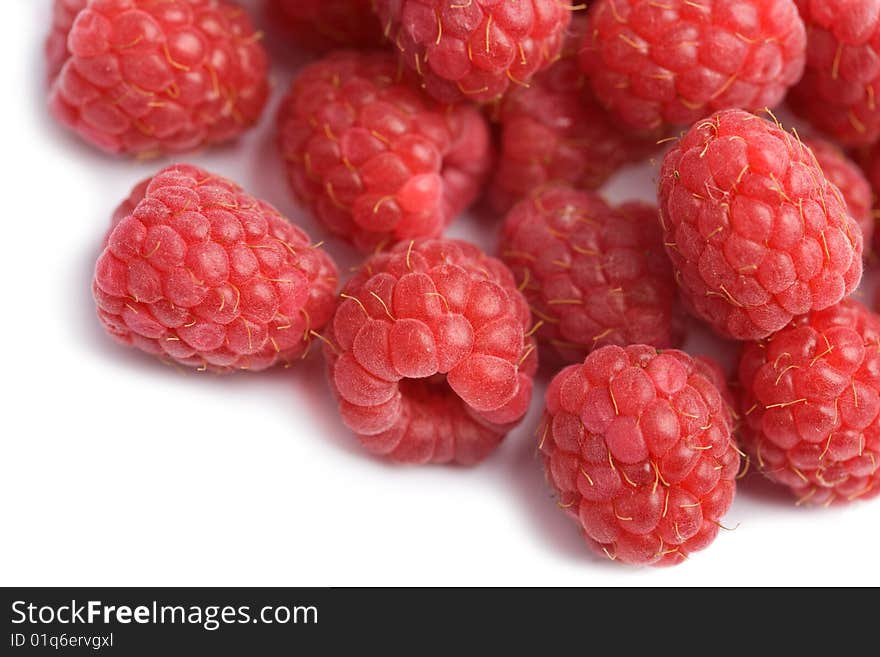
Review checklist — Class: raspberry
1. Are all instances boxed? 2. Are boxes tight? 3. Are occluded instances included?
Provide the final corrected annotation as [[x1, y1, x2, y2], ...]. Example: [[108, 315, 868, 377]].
[[803, 135, 874, 250], [48, 0, 269, 156], [324, 238, 538, 465], [658, 109, 863, 341], [857, 141, 880, 254], [267, 0, 384, 51], [93, 164, 338, 372], [581, 0, 806, 131], [488, 15, 659, 213], [373, 0, 571, 104], [540, 344, 739, 566], [46, 0, 85, 81], [499, 186, 680, 365], [277, 51, 492, 252], [789, 0, 880, 147], [738, 298, 880, 505]]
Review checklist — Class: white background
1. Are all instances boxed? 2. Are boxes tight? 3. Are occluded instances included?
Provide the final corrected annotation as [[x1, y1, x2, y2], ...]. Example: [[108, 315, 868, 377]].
[[2, 0, 878, 587]]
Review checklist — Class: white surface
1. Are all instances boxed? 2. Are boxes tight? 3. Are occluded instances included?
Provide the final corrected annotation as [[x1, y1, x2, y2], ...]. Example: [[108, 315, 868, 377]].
[[2, 0, 878, 587]]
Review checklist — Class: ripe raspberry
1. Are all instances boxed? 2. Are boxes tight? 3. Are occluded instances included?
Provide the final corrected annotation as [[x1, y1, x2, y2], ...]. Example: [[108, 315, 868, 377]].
[[488, 15, 659, 213], [540, 344, 739, 566], [803, 135, 873, 249], [659, 109, 863, 341], [324, 238, 537, 465], [373, 0, 571, 104], [857, 141, 880, 253], [46, 0, 85, 81], [277, 51, 492, 252], [93, 164, 338, 372], [267, 0, 384, 51], [789, 0, 880, 147], [48, 0, 269, 156], [581, 0, 806, 131], [738, 298, 880, 505], [499, 186, 680, 365]]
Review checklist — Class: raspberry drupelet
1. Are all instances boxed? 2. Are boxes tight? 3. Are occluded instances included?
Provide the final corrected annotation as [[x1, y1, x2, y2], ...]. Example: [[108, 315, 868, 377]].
[[93, 164, 338, 372], [48, 0, 269, 156], [802, 135, 873, 250], [540, 344, 740, 566], [277, 51, 492, 252], [266, 0, 384, 51], [581, 0, 806, 132], [858, 141, 880, 254], [789, 0, 880, 147], [499, 186, 680, 365], [488, 15, 659, 214], [373, 0, 572, 104], [323, 238, 538, 465], [658, 109, 863, 341], [738, 299, 880, 505], [46, 0, 85, 81]]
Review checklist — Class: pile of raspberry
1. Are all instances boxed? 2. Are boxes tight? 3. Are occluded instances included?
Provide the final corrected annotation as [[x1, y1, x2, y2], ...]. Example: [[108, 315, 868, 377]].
[[48, 0, 880, 569]]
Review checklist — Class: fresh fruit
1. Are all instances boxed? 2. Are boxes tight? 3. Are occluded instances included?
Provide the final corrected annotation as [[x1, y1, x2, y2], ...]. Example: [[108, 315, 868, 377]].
[[540, 344, 739, 566], [277, 51, 491, 252], [658, 109, 862, 341], [48, 0, 269, 156], [488, 15, 659, 213], [323, 238, 537, 465], [857, 140, 880, 253], [803, 135, 873, 250], [499, 186, 679, 365], [739, 298, 880, 505], [373, 0, 572, 104], [789, 0, 880, 146], [46, 0, 85, 80], [267, 0, 384, 51], [581, 0, 806, 131], [93, 164, 338, 371]]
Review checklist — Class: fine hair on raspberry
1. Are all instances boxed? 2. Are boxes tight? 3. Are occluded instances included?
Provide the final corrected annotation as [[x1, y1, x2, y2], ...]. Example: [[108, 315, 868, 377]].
[[789, 0, 880, 146], [540, 344, 740, 566], [48, 0, 269, 156], [738, 298, 880, 505], [499, 186, 680, 365], [93, 164, 339, 372], [323, 238, 538, 465], [659, 109, 863, 341], [373, 0, 572, 104], [581, 0, 806, 131], [801, 135, 874, 251], [277, 51, 492, 252]]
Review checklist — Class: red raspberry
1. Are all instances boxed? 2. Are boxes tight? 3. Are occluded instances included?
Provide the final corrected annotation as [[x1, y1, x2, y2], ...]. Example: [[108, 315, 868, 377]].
[[324, 238, 538, 465], [499, 186, 680, 365], [738, 298, 880, 505], [857, 141, 880, 253], [803, 135, 874, 250], [48, 0, 270, 156], [277, 51, 492, 252], [46, 0, 86, 81], [540, 344, 739, 566], [373, 0, 571, 104], [488, 15, 659, 213], [659, 109, 863, 341], [267, 0, 384, 51], [581, 0, 806, 131], [93, 164, 338, 372], [789, 0, 880, 147]]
